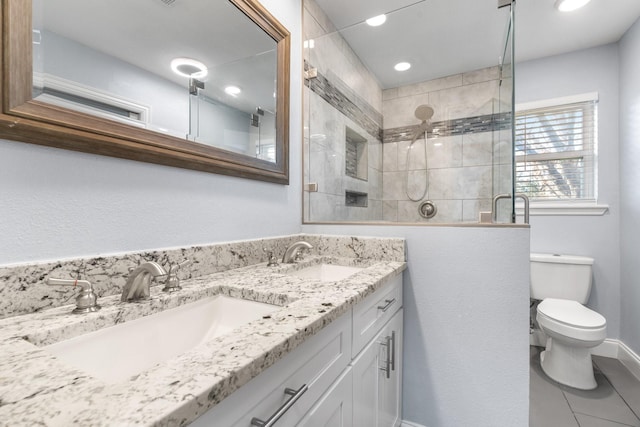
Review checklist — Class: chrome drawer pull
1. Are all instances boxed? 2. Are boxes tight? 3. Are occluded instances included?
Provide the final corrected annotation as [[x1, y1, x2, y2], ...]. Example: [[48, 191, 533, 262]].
[[377, 298, 396, 312], [250, 384, 308, 427], [379, 335, 391, 379], [391, 330, 396, 372]]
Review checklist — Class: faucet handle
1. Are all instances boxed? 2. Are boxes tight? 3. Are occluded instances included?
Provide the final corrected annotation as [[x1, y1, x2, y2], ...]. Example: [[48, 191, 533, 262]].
[[294, 247, 308, 262], [47, 277, 101, 314], [263, 248, 279, 267], [162, 259, 190, 293]]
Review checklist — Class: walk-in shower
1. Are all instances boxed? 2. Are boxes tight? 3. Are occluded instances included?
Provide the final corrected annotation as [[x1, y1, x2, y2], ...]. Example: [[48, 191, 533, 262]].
[[303, 0, 515, 224]]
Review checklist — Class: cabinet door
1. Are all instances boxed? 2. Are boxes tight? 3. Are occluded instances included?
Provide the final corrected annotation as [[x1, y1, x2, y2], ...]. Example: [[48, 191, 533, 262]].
[[352, 329, 383, 427], [352, 309, 403, 427], [379, 309, 403, 427], [298, 368, 352, 427]]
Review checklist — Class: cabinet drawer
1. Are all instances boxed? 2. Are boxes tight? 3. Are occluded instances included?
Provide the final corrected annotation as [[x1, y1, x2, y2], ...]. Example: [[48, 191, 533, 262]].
[[352, 273, 402, 357], [193, 311, 352, 427]]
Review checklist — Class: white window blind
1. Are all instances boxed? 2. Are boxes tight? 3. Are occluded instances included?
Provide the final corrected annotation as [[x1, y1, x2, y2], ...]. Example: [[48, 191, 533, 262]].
[[515, 98, 597, 200]]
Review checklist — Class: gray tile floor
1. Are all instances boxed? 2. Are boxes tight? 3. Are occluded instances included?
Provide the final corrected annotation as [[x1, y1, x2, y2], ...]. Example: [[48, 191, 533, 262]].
[[530, 346, 640, 427]]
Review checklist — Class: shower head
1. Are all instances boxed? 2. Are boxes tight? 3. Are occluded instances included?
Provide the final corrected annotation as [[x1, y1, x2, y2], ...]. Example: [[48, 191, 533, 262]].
[[415, 104, 434, 122]]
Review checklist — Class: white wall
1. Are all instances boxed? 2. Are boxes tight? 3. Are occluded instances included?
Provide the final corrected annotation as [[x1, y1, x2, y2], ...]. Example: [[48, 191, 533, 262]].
[[303, 223, 530, 427], [619, 18, 640, 356], [0, 0, 302, 265], [195, 96, 253, 155], [38, 30, 189, 136], [516, 44, 622, 338]]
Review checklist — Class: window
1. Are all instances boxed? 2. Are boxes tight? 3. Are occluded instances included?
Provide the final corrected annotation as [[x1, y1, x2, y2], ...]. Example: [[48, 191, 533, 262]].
[[515, 94, 597, 201], [33, 73, 150, 128]]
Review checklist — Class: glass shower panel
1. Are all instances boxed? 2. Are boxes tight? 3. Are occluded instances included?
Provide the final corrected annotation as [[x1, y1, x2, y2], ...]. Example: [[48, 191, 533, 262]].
[[303, 0, 515, 224], [189, 93, 276, 161], [188, 51, 277, 162], [493, 4, 515, 224], [303, 10, 384, 222]]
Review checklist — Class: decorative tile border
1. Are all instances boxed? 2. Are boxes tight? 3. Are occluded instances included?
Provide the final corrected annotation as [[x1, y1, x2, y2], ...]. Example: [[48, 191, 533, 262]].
[[304, 60, 510, 145], [383, 112, 512, 143], [305, 61, 383, 141], [325, 69, 384, 126]]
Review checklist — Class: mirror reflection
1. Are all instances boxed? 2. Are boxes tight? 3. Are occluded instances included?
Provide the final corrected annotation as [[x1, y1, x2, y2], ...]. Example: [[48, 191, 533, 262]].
[[32, 0, 278, 162]]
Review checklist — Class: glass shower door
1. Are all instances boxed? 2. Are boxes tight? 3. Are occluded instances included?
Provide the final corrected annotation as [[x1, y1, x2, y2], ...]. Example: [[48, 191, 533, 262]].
[[492, 1, 516, 223]]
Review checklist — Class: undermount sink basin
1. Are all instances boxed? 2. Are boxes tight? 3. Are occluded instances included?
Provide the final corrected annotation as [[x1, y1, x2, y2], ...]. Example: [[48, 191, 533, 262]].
[[41, 295, 278, 383], [288, 264, 363, 282]]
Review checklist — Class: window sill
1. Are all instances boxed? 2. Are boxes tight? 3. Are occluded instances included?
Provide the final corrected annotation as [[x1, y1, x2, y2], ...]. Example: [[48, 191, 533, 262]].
[[515, 201, 609, 216]]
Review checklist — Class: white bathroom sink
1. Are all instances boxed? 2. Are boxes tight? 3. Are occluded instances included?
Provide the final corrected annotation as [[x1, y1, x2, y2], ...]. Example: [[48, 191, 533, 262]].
[[287, 264, 363, 282], [42, 295, 278, 383]]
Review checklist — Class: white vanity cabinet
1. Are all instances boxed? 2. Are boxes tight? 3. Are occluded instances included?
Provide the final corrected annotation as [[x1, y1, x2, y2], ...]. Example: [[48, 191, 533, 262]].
[[191, 273, 403, 427]]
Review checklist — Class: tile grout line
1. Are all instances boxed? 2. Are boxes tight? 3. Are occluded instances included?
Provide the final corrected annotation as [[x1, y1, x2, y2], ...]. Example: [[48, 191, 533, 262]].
[[572, 411, 637, 427], [597, 363, 640, 422], [560, 388, 582, 426], [532, 348, 640, 427]]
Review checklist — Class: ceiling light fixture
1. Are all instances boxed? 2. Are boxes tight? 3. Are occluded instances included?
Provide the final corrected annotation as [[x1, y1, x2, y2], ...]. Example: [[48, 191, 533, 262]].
[[170, 58, 208, 78], [394, 62, 411, 71], [224, 85, 241, 96], [366, 14, 387, 27], [554, 0, 591, 12]]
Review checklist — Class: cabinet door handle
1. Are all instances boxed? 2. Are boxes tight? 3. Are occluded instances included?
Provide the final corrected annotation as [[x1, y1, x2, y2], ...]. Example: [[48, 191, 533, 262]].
[[250, 384, 308, 427], [377, 298, 396, 312], [379, 335, 391, 379], [390, 330, 396, 372]]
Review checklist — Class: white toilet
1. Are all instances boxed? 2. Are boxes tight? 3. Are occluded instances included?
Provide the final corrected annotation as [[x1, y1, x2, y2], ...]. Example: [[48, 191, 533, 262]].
[[530, 253, 607, 390]]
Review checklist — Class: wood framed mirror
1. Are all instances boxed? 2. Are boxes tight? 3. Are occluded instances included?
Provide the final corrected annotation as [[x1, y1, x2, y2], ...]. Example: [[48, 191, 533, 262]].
[[0, 0, 290, 184]]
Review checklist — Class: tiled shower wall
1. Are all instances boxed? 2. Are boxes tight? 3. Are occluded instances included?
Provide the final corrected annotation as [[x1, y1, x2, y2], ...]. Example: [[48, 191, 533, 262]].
[[382, 67, 512, 223], [303, 0, 384, 222], [303, 0, 513, 224]]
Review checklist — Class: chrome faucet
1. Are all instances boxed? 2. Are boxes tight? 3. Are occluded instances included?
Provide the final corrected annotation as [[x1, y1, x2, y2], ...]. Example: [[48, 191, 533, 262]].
[[282, 241, 313, 264], [121, 261, 167, 302], [47, 277, 101, 314]]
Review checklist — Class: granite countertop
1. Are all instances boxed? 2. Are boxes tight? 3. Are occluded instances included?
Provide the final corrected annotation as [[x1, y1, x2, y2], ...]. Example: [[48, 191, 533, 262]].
[[0, 255, 405, 426]]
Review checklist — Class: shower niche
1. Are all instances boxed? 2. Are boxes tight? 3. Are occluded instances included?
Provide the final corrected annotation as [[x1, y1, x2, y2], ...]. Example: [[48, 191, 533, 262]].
[[345, 190, 368, 207], [345, 127, 368, 181]]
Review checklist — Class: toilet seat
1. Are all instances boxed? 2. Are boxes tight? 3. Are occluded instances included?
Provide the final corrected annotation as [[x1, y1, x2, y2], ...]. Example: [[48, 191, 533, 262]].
[[538, 298, 606, 328], [537, 298, 606, 343]]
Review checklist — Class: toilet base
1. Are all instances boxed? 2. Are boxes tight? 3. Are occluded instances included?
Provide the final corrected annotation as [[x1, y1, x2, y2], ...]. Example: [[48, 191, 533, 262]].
[[540, 338, 597, 390]]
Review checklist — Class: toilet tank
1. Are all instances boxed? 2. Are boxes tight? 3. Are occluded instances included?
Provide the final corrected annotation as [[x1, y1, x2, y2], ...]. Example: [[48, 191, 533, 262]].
[[530, 253, 594, 303]]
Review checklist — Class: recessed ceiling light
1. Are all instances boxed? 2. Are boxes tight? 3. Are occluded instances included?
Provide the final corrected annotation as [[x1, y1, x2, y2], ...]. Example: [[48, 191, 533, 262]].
[[225, 85, 241, 96], [366, 14, 387, 27], [394, 62, 411, 71], [554, 0, 591, 12], [170, 58, 208, 79]]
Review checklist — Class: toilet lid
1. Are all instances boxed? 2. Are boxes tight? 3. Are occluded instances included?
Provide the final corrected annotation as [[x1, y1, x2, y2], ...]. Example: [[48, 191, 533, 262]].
[[538, 298, 606, 329]]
